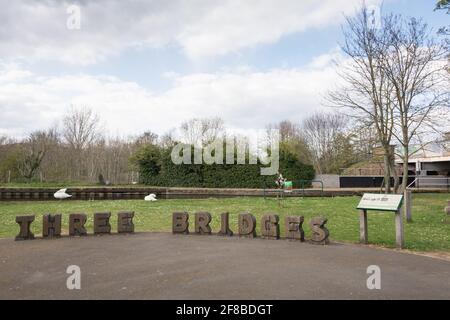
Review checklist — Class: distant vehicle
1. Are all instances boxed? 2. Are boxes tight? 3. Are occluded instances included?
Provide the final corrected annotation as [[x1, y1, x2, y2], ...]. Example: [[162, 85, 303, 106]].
[[144, 193, 157, 201], [54, 188, 72, 200]]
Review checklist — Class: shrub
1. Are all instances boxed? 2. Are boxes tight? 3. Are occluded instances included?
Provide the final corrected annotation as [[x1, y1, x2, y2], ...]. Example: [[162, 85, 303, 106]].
[[132, 144, 315, 188]]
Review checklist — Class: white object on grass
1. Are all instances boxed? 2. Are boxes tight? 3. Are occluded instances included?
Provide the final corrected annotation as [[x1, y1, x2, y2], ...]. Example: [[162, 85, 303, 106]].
[[54, 188, 72, 200], [144, 193, 157, 201]]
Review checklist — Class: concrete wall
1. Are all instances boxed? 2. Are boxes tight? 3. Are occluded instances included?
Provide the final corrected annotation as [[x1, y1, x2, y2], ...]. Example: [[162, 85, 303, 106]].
[[0, 186, 365, 201], [314, 174, 340, 189]]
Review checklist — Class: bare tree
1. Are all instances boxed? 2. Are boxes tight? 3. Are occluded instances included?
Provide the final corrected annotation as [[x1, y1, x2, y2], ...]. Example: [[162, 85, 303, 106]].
[[159, 130, 176, 148], [135, 131, 158, 146], [381, 16, 450, 190], [266, 120, 311, 164], [302, 112, 352, 174], [349, 124, 379, 162], [61, 106, 102, 181], [179, 117, 225, 147], [326, 7, 398, 192], [63, 106, 100, 150], [0, 136, 9, 146], [268, 120, 301, 142]]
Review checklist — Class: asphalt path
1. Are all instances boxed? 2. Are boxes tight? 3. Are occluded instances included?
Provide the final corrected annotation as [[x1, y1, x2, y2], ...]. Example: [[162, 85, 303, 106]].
[[0, 233, 449, 299]]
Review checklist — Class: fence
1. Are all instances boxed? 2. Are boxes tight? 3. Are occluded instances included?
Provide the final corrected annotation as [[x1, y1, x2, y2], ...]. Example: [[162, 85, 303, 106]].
[[407, 176, 450, 191], [263, 179, 324, 199]]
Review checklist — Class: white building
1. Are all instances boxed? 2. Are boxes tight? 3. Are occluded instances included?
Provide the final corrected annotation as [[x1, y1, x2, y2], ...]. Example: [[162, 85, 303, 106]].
[[395, 133, 450, 176]]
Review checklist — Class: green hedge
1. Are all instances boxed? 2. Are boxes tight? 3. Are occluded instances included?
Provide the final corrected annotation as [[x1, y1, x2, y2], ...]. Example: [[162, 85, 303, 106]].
[[132, 144, 315, 188]]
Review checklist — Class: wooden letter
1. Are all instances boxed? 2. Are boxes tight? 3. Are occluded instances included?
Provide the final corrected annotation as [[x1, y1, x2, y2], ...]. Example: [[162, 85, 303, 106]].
[[69, 214, 87, 236], [261, 214, 280, 239], [94, 212, 111, 234], [118, 212, 134, 233], [309, 216, 330, 245], [285, 216, 305, 241], [15, 215, 35, 241], [238, 213, 256, 238], [43, 214, 62, 238], [218, 212, 233, 236], [173, 212, 189, 234], [195, 212, 212, 235]]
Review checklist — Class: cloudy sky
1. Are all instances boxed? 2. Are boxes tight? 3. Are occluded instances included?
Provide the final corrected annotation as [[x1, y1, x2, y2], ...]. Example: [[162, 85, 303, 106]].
[[0, 0, 447, 138]]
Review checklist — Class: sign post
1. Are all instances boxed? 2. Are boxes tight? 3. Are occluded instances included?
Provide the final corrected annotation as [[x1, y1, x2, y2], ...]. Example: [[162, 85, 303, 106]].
[[357, 193, 404, 249], [404, 189, 412, 222], [359, 209, 368, 244]]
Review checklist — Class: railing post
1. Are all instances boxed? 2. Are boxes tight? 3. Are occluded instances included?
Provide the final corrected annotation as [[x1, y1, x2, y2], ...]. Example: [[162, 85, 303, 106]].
[[320, 180, 323, 198], [301, 180, 305, 198]]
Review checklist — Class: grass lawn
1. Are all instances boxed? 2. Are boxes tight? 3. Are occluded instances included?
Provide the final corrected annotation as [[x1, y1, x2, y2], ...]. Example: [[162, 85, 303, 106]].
[[0, 193, 449, 252]]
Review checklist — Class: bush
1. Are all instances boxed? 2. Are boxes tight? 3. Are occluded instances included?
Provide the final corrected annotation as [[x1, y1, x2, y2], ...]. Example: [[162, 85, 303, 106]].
[[132, 144, 315, 188], [98, 174, 106, 185], [130, 144, 162, 183]]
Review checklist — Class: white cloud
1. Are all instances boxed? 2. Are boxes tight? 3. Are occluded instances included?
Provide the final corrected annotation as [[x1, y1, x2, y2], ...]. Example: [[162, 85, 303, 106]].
[[308, 47, 344, 69], [0, 0, 382, 64], [0, 58, 340, 138]]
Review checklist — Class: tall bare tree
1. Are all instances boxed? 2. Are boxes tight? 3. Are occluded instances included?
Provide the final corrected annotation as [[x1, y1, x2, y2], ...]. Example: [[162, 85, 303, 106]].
[[302, 112, 353, 174], [382, 16, 450, 190], [179, 117, 225, 147], [326, 7, 398, 192], [62, 106, 101, 181], [266, 120, 311, 164], [63, 106, 100, 151]]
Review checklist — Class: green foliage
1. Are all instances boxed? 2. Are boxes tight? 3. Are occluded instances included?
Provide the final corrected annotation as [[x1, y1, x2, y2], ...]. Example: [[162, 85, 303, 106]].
[[328, 133, 358, 174], [436, 0, 450, 11], [435, 0, 450, 38], [0, 147, 22, 182], [130, 144, 162, 180], [132, 144, 315, 188], [16, 147, 45, 180]]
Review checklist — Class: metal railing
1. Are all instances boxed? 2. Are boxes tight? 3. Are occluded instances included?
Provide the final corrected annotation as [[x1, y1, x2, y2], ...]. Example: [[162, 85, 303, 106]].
[[380, 176, 450, 193], [263, 179, 324, 199], [340, 167, 403, 176], [295, 179, 324, 198], [407, 176, 450, 191]]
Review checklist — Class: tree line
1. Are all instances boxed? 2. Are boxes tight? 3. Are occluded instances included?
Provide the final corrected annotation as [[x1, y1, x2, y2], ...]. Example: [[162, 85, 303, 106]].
[[0, 106, 373, 185]]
